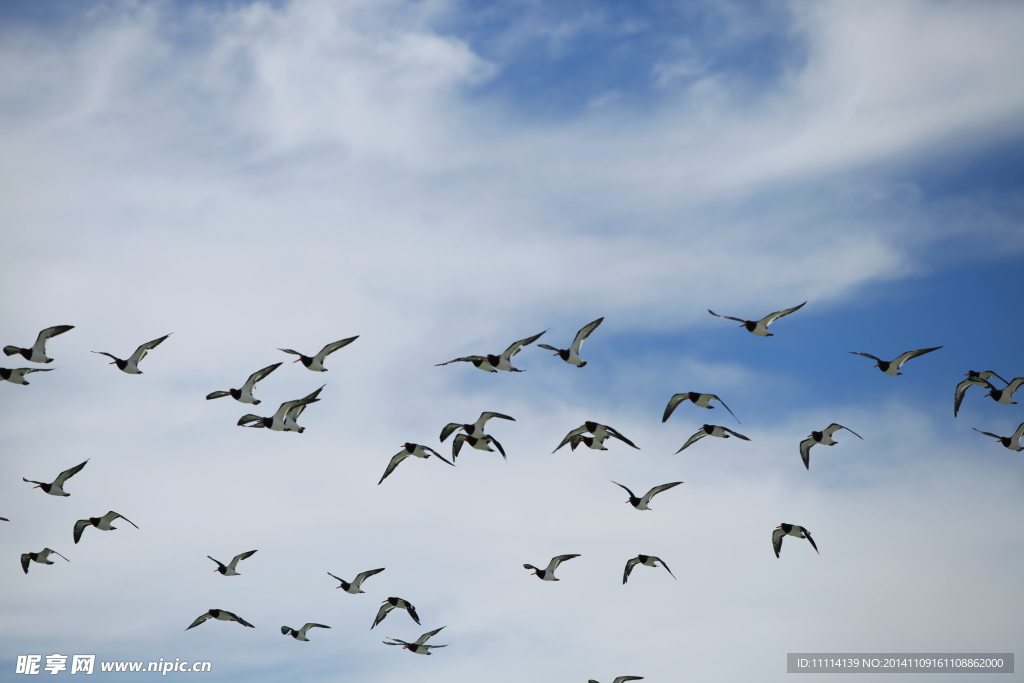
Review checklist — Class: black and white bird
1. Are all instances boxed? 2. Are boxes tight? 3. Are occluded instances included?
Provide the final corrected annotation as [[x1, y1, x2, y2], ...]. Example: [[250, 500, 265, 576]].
[[379, 444, 454, 484], [383, 626, 448, 655], [237, 386, 324, 432], [623, 554, 675, 584], [372, 597, 421, 629], [773, 524, 819, 558], [954, 371, 1009, 416], [21, 548, 69, 574], [985, 377, 1024, 405], [799, 423, 863, 470], [208, 550, 258, 576], [186, 609, 254, 630], [436, 331, 546, 372], [328, 567, 385, 594], [440, 412, 515, 442], [23, 460, 88, 496], [612, 481, 682, 511], [1, 367, 54, 385], [568, 434, 609, 450], [206, 362, 282, 405], [553, 422, 638, 452], [675, 424, 750, 453], [973, 423, 1024, 452], [524, 554, 580, 581], [708, 302, 806, 336], [278, 336, 359, 372], [4, 325, 74, 363], [452, 433, 506, 460], [589, 676, 644, 683], [537, 317, 603, 367], [92, 334, 172, 374], [281, 623, 331, 641], [848, 347, 941, 375], [73, 511, 138, 544], [662, 392, 739, 423]]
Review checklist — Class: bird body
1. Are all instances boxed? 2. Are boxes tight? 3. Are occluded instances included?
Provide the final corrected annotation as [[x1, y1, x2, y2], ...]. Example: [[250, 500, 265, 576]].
[[589, 677, 644, 683], [73, 511, 138, 544], [708, 302, 806, 336], [773, 523, 819, 558], [524, 554, 580, 581], [92, 334, 172, 374], [279, 336, 358, 371], [538, 317, 603, 367], [4, 325, 74, 363]]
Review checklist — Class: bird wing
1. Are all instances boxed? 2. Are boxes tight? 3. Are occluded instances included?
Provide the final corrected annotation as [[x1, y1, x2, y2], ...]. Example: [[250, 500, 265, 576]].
[[954, 378, 981, 417], [661, 393, 691, 423], [91, 351, 121, 362], [237, 414, 264, 427], [54, 460, 89, 488], [707, 310, 746, 323], [489, 436, 507, 460], [799, 437, 815, 470], [825, 423, 862, 440], [710, 395, 740, 423], [772, 528, 785, 558], [129, 334, 171, 365], [606, 426, 639, 449], [759, 301, 807, 326], [675, 430, 707, 453], [611, 481, 636, 499], [235, 614, 255, 628], [501, 331, 546, 361], [382, 639, 410, 647], [571, 317, 604, 353], [315, 336, 359, 363], [655, 556, 676, 579], [537, 344, 558, 351], [802, 528, 819, 554], [102, 511, 139, 528], [208, 556, 227, 571], [623, 557, 640, 584], [439, 423, 464, 442], [435, 355, 485, 367], [186, 613, 213, 630], [848, 351, 882, 363], [405, 603, 421, 625], [547, 554, 580, 572], [477, 411, 515, 429], [643, 481, 682, 505], [228, 550, 257, 570], [722, 427, 751, 441], [300, 623, 331, 637], [978, 370, 1009, 384], [378, 452, 410, 485], [612, 676, 645, 683], [278, 348, 304, 357], [553, 426, 588, 452], [73, 519, 90, 544], [34, 325, 74, 353], [242, 362, 283, 393], [206, 390, 231, 400], [371, 603, 394, 628], [891, 346, 942, 370], [21, 553, 31, 574], [425, 447, 454, 466], [415, 626, 445, 645], [451, 433, 468, 459], [1005, 377, 1024, 398], [354, 567, 386, 587], [1011, 422, 1024, 445], [274, 387, 323, 422]]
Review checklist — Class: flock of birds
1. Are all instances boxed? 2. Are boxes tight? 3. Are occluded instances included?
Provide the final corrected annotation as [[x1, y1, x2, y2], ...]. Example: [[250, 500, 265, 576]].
[[6, 305, 1023, 680]]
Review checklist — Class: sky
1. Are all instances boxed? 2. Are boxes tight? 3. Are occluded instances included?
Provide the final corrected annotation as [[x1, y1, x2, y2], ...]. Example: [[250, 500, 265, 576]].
[[1, 0, 1023, 681]]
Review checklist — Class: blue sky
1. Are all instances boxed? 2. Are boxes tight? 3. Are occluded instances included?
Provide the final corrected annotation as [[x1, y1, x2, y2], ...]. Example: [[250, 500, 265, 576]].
[[1, 1, 1023, 681]]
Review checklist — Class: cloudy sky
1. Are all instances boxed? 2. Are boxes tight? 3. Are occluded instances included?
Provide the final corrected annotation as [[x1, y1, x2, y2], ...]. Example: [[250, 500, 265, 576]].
[[2, 0, 1023, 681]]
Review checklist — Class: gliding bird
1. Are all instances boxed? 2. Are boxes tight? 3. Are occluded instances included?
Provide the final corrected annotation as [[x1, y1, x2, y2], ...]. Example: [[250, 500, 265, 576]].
[[1, 367, 54, 385], [773, 524, 819, 558], [4, 325, 74, 363], [973, 423, 1024, 452], [623, 554, 675, 584], [21, 548, 69, 574], [436, 331, 546, 372], [611, 481, 682, 510], [799, 423, 862, 470], [328, 567, 385, 593], [92, 334, 172, 374], [278, 336, 359, 372], [73, 511, 138, 544], [708, 302, 806, 336], [237, 386, 324, 432], [23, 460, 88, 496], [848, 347, 941, 375], [524, 554, 580, 581], [383, 626, 448, 655], [186, 609, 254, 630], [208, 550, 258, 576], [206, 362, 282, 404], [676, 424, 750, 453], [537, 317, 603, 367], [281, 623, 331, 641], [372, 597, 420, 629], [379, 444, 454, 484], [662, 391, 739, 423]]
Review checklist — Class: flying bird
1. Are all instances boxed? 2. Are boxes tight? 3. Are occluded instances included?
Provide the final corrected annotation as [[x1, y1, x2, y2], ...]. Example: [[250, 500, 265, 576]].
[[278, 336, 359, 371], [537, 317, 603, 367], [973, 424, 1024, 452], [623, 554, 675, 584], [383, 626, 448, 655], [4, 325, 74, 363], [799, 423, 863, 470], [328, 567, 385, 594], [569, 434, 609, 450], [440, 412, 515, 442], [379, 443, 454, 484], [708, 302, 806, 336], [589, 677, 644, 683], [452, 433, 506, 460], [23, 460, 88, 496], [73, 511, 138, 544], [773, 524, 819, 558], [611, 481, 682, 511], [92, 334, 172, 374], [524, 554, 580, 581], [984, 377, 1024, 405], [1, 367, 54, 385], [436, 331, 546, 372], [186, 609, 254, 630], [21, 548, 69, 574], [675, 424, 750, 453], [206, 362, 283, 405], [237, 386, 324, 432], [281, 623, 331, 641], [208, 550, 258, 576], [662, 392, 739, 423], [848, 347, 942, 375], [372, 597, 420, 629], [553, 422, 638, 453]]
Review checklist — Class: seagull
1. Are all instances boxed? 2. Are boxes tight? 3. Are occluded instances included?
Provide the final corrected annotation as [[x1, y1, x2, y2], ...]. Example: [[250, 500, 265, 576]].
[[708, 302, 806, 336], [4, 325, 74, 363], [237, 386, 323, 432], [278, 336, 359, 371], [281, 623, 331, 641], [662, 392, 739, 423], [436, 331, 546, 372], [848, 347, 942, 375], [186, 609, 254, 630], [973, 424, 1024, 452], [208, 550, 258, 576], [675, 424, 750, 453], [985, 377, 1024, 405], [799, 423, 863, 470], [383, 626, 448, 655], [1, 367, 54, 385], [328, 567, 385, 594], [524, 554, 580, 581], [611, 481, 682, 511], [589, 677, 644, 683], [378, 444, 454, 484], [452, 433, 506, 460], [553, 422, 638, 453], [440, 412, 515, 442], [206, 362, 283, 405], [537, 317, 603, 367], [73, 511, 139, 544], [92, 334, 172, 374], [623, 554, 675, 584], [372, 597, 420, 629], [773, 524, 819, 558], [21, 548, 69, 574], [23, 460, 88, 496]]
